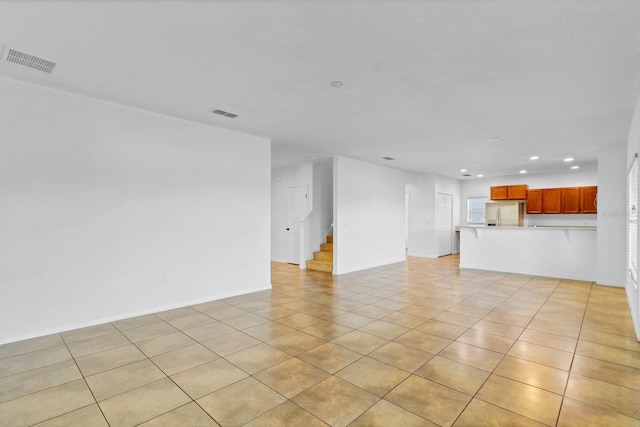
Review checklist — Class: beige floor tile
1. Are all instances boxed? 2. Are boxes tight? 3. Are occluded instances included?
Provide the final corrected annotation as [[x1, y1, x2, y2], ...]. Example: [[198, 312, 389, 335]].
[[415, 355, 490, 396], [482, 310, 533, 327], [201, 331, 261, 356], [0, 345, 71, 377], [245, 401, 329, 427], [0, 334, 63, 359], [336, 356, 410, 397], [122, 322, 178, 343], [86, 359, 166, 401], [398, 304, 442, 319], [75, 344, 146, 377], [508, 341, 573, 370], [565, 373, 640, 420], [225, 343, 292, 374], [447, 304, 491, 319], [519, 329, 578, 353], [527, 318, 581, 339], [197, 377, 286, 427], [331, 330, 389, 355], [222, 313, 270, 330], [576, 340, 640, 369], [371, 298, 407, 311], [571, 354, 640, 391], [298, 342, 363, 374], [99, 378, 191, 427], [352, 304, 395, 319], [439, 341, 504, 372], [277, 313, 323, 329], [61, 323, 118, 344], [243, 322, 297, 341], [557, 397, 640, 427], [267, 331, 326, 355], [472, 319, 524, 339], [0, 379, 95, 427], [385, 375, 471, 426], [350, 399, 436, 427], [151, 343, 218, 375], [433, 311, 481, 328], [0, 359, 81, 403], [369, 341, 434, 372], [494, 356, 569, 394], [582, 312, 637, 337], [139, 402, 220, 426], [382, 311, 428, 328], [112, 314, 161, 332], [235, 300, 273, 312], [394, 330, 452, 354], [454, 399, 546, 427], [171, 358, 248, 399], [416, 319, 467, 340], [199, 305, 248, 320], [254, 357, 329, 398], [476, 375, 562, 426], [534, 310, 583, 328], [166, 312, 216, 330], [455, 329, 515, 354], [32, 404, 108, 427], [182, 321, 237, 342], [332, 312, 375, 328], [300, 321, 353, 340], [135, 331, 196, 357], [254, 305, 298, 320], [359, 320, 410, 340], [579, 328, 640, 353], [292, 376, 379, 427], [67, 332, 129, 358], [155, 306, 202, 322]]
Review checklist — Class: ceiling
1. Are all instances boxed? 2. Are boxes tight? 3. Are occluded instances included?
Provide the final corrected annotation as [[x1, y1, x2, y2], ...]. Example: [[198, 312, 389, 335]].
[[1, 1, 639, 179]]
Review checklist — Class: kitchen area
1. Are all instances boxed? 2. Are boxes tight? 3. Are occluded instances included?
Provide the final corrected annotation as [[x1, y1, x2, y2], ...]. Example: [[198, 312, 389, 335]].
[[459, 183, 598, 281]]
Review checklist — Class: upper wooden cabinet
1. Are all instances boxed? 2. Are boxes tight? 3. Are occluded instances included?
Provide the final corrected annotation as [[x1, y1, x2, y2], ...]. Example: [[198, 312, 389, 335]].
[[490, 184, 528, 200], [526, 189, 543, 214], [526, 185, 598, 214], [580, 186, 598, 213]]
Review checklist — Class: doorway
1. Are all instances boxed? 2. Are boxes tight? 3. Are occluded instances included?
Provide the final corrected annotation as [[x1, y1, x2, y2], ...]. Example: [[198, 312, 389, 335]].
[[437, 192, 453, 257], [286, 185, 308, 264]]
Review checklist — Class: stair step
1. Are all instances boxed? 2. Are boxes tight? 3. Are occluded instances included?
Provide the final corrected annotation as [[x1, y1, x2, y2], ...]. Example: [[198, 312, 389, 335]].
[[314, 251, 333, 262], [306, 260, 333, 273], [320, 243, 333, 252], [326, 234, 333, 244]]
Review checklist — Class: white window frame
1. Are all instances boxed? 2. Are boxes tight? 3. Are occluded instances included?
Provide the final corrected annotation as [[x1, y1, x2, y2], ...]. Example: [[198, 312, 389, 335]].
[[467, 196, 489, 225]]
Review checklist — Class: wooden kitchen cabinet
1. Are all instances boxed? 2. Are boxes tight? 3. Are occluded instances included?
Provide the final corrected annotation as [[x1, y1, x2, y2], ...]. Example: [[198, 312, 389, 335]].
[[542, 188, 563, 214], [490, 184, 528, 200], [580, 186, 598, 213], [526, 189, 543, 214], [562, 187, 581, 214]]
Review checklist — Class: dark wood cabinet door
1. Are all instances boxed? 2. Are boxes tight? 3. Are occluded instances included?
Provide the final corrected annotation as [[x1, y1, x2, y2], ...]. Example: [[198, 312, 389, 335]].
[[562, 188, 580, 213], [527, 189, 543, 214], [580, 186, 598, 213], [490, 186, 508, 200], [543, 188, 562, 213], [508, 185, 528, 200]]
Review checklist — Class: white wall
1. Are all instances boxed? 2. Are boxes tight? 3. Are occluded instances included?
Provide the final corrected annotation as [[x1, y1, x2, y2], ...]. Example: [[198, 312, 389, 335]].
[[597, 144, 627, 287], [271, 163, 313, 263], [460, 171, 598, 227], [334, 156, 413, 274], [626, 93, 640, 341], [0, 78, 271, 344], [436, 175, 462, 254]]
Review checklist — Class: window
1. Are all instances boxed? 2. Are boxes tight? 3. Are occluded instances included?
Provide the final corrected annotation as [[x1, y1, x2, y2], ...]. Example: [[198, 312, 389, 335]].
[[467, 197, 488, 224]]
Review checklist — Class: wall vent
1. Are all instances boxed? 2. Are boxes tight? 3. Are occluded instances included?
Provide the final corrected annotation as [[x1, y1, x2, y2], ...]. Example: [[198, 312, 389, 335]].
[[210, 109, 238, 118], [2, 47, 57, 74]]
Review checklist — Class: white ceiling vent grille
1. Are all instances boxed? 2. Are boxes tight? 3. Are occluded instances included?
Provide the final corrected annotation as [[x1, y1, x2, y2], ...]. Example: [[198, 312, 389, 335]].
[[210, 109, 238, 118], [3, 47, 57, 74]]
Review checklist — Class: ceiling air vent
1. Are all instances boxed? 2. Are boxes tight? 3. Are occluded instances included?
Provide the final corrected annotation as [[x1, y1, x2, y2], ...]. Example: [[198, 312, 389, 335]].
[[211, 109, 238, 118], [3, 47, 57, 74]]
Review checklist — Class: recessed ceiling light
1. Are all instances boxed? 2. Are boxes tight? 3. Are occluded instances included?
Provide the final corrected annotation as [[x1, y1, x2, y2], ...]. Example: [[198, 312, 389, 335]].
[[571, 165, 580, 170], [529, 156, 540, 160], [382, 156, 394, 160], [331, 81, 343, 88], [519, 170, 527, 174], [564, 157, 574, 162], [477, 174, 484, 178], [460, 169, 468, 172]]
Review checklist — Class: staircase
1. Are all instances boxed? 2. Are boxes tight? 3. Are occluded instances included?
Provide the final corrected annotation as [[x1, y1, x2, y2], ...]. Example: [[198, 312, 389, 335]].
[[306, 235, 333, 273]]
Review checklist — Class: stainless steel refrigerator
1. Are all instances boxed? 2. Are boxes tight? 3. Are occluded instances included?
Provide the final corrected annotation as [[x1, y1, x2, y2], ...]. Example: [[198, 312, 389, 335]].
[[485, 201, 525, 226]]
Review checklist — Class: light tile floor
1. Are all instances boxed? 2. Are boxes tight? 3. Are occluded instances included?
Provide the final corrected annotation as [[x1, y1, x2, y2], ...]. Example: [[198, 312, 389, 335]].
[[1, 256, 639, 426]]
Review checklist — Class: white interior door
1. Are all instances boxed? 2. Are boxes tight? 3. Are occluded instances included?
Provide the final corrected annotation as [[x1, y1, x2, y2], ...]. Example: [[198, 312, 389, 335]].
[[437, 193, 453, 257], [287, 185, 308, 264]]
